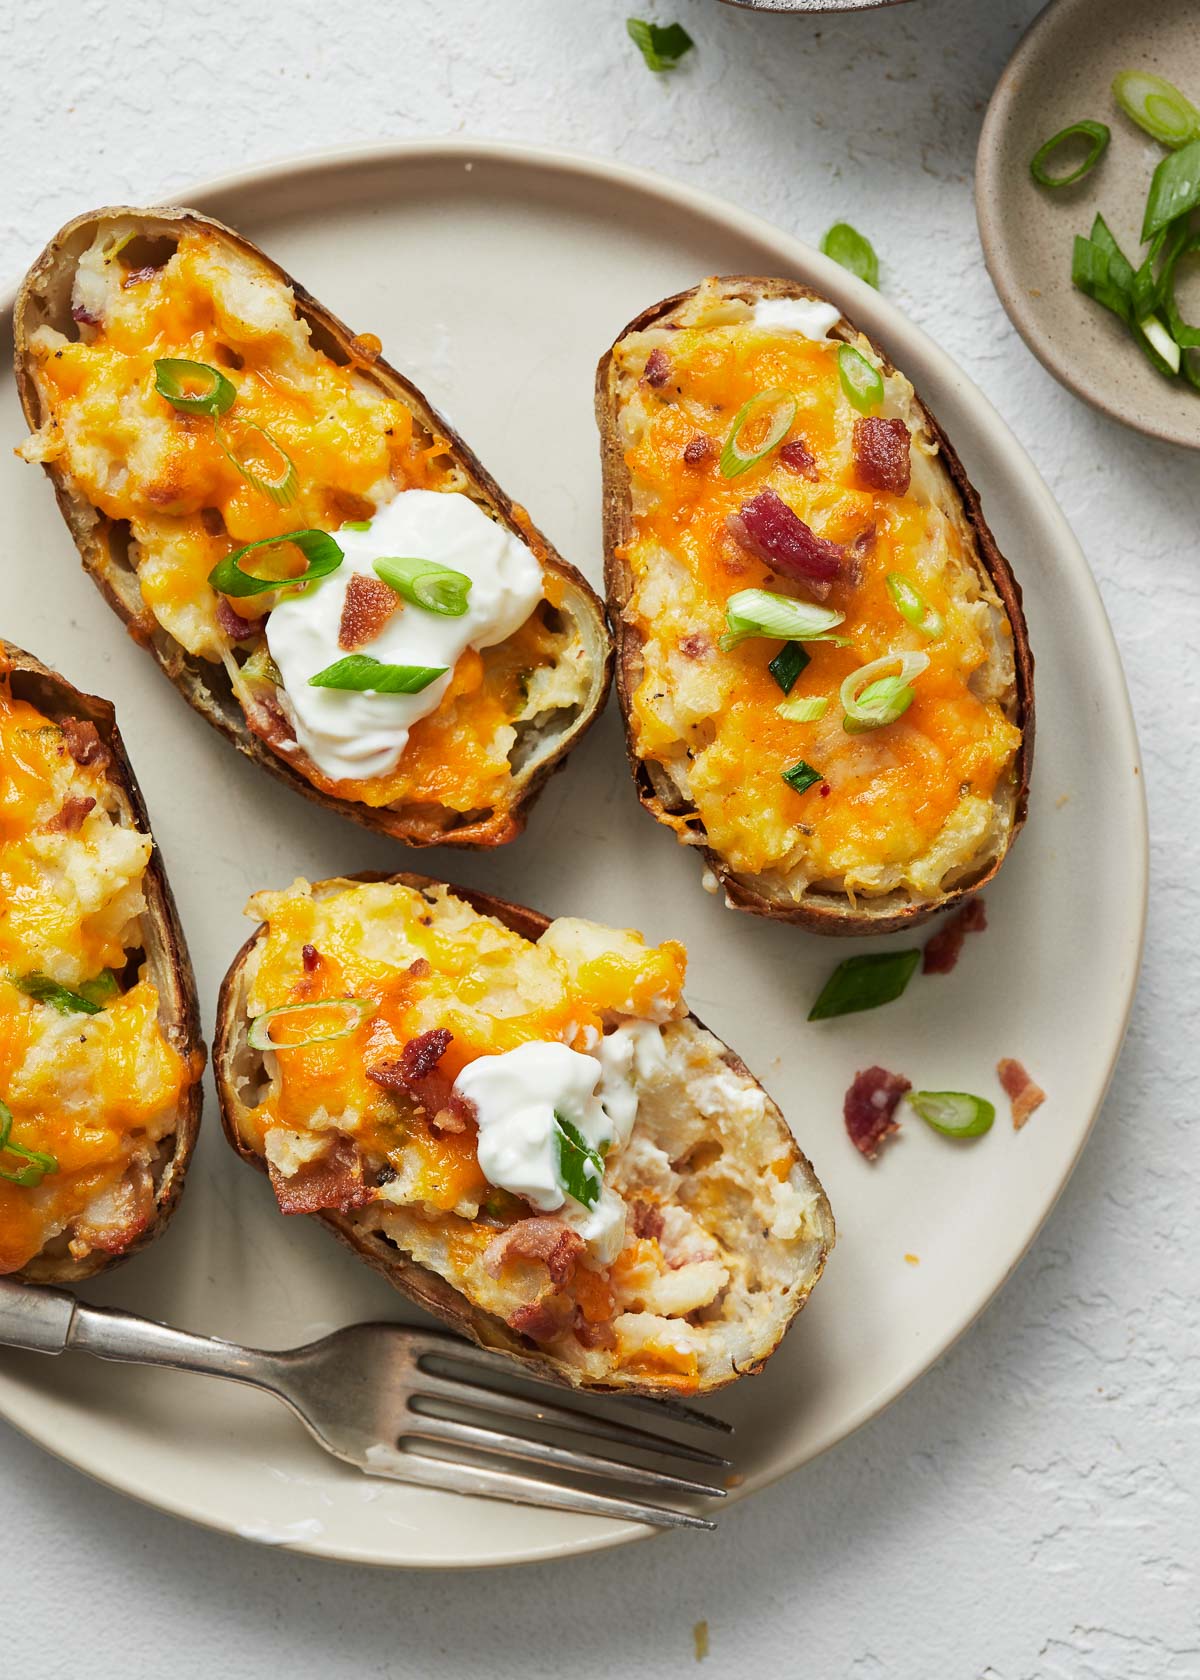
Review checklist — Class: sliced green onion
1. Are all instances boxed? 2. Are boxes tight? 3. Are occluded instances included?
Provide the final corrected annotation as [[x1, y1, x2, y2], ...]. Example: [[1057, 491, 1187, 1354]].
[[217, 421, 298, 507], [720, 588, 847, 653], [820, 223, 879, 288], [886, 573, 944, 638], [0, 1099, 59, 1187], [777, 694, 828, 723], [626, 17, 693, 73], [373, 554, 473, 617], [77, 969, 120, 1007], [1090, 215, 1136, 299], [769, 641, 810, 694], [208, 529, 343, 599], [909, 1089, 995, 1138], [153, 358, 236, 418], [12, 972, 103, 1015], [808, 949, 921, 1021], [1139, 313, 1181, 373], [719, 388, 798, 478], [307, 655, 447, 694], [1113, 69, 1200, 150], [343, 520, 373, 532], [841, 651, 929, 733], [1072, 230, 1134, 324], [1029, 120, 1110, 188], [1160, 232, 1200, 347], [1141, 136, 1200, 241], [837, 344, 884, 414], [246, 996, 376, 1052], [555, 1112, 604, 1208], [781, 759, 822, 795]]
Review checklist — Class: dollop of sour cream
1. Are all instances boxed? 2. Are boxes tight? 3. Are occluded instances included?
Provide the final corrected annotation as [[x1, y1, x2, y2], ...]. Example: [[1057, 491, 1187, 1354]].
[[752, 296, 841, 341], [266, 490, 543, 781], [452, 1025, 665, 1264]]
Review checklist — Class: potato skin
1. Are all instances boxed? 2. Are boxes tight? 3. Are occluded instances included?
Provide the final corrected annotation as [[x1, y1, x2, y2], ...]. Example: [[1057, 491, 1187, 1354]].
[[596, 276, 1035, 936], [3, 643, 204, 1284], [15, 206, 613, 850], [214, 871, 833, 1397]]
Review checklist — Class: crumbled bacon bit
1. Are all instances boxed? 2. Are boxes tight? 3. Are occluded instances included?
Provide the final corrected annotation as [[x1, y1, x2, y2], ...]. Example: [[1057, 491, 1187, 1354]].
[[216, 596, 268, 642], [367, 1031, 475, 1133], [779, 437, 819, 480], [71, 304, 101, 327], [683, 433, 712, 465], [644, 347, 671, 388], [400, 1028, 452, 1082], [58, 717, 110, 770], [844, 1066, 911, 1159], [507, 1298, 570, 1345], [853, 417, 911, 496], [923, 897, 988, 975], [338, 572, 399, 651], [301, 943, 321, 973], [269, 1139, 374, 1216], [997, 1058, 1045, 1129], [574, 1311, 616, 1350], [483, 1218, 584, 1287], [631, 1200, 665, 1241], [727, 489, 843, 597], [408, 958, 431, 979], [679, 632, 711, 659], [48, 794, 96, 833]]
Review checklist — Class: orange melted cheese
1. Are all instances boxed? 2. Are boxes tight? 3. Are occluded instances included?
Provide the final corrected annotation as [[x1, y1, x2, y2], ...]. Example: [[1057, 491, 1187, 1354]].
[[22, 228, 565, 818], [0, 674, 192, 1273], [618, 316, 1022, 890]]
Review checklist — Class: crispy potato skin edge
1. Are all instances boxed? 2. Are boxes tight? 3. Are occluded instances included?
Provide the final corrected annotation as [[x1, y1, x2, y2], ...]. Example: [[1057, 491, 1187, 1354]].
[[213, 870, 833, 1397], [3, 641, 204, 1284], [14, 206, 614, 850], [595, 276, 1036, 935]]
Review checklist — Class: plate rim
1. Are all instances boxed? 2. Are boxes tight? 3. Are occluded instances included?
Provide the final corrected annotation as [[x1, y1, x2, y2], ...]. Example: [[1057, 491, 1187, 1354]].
[[0, 134, 1149, 1569]]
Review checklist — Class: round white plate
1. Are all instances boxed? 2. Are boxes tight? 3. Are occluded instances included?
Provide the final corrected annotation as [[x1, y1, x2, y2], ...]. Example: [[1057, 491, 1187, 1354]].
[[0, 139, 1146, 1569]]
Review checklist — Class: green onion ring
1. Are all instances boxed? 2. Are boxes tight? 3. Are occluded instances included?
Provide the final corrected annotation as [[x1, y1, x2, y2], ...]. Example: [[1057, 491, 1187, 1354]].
[[776, 694, 828, 723], [841, 650, 929, 733], [0, 1099, 59, 1186], [908, 1090, 995, 1139], [886, 573, 944, 638], [373, 555, 472, 617], [1112, 69, 1200, 150], [719, 388, 798, 479], [217, 421, 299, 507], [246, 997, 376, 1052], [153, 358, 237, 418], [837, 345, 884, 415], [208, 529, 343, 599], [1029, 120, 1110, 188]]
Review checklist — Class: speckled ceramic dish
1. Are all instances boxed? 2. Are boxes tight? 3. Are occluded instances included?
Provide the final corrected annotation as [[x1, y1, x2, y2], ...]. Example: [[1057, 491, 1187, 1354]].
[[977, 0, 1200, 450]]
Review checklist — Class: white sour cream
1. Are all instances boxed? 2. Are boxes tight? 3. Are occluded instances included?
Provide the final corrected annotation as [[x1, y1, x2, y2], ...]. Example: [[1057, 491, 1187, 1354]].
[[453, 1026, 665, 1264], [752, 296, 841, 340], [266, 490, 543, 781]]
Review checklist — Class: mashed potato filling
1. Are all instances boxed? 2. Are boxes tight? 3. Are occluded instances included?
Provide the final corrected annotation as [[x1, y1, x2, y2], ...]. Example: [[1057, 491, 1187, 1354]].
[[613, 279, 1023, 903], [0, 673, 192, 1274]]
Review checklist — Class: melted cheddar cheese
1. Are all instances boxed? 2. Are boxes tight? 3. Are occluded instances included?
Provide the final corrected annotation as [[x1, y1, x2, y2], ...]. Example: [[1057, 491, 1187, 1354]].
[[0, 673, 193, 1274], [614, 282, 1023, 902], [20, 225, 585, 819]]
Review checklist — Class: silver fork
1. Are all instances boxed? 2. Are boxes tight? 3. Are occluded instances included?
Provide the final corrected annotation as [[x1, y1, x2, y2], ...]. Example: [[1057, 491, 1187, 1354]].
[[0, 1280, 730, 1531]]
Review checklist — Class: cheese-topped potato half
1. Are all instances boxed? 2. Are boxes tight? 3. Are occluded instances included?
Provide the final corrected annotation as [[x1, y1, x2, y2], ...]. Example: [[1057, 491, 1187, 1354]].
[[0, 644, 203, 1281], [598, 277, 1034, 933], [15, 208, 611, 847], [214, 874, 833, 1395]]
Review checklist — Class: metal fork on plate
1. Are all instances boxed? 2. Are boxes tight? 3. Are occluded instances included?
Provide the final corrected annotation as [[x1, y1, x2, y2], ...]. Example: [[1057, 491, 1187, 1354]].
[[0, 1281, 730, 1530]]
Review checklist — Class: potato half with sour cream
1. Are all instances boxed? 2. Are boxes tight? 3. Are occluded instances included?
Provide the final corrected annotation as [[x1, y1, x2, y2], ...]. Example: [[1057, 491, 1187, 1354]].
[[214, 874, 833, 1396]]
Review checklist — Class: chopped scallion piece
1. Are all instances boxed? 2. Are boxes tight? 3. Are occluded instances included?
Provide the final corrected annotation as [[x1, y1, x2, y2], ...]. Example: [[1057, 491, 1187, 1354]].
[[808, 949, 921, 1021], [153, 358, 236, 418], [781, 759, 822, 795], [1112, 69, 1200, 150], [886, 573, 944, 638], [373, 554, 473, 617], [720, 588, 847, 652], [555, 1112, 604, 1208], [776, 694, 828, 722], [719, 387, 798, 478], [837, 344, 884, 414], [78, 969, 120, 1007], [820, 222, 879, 288], [1141, 136, 1200, 241], [342, 520, 373, 532], [12, 972, 103, 1015], [307, 655, 447, 694], [1029, 120, 1110, 188], [1139, 312, 1181, 373], [841, 651, 929, 733], [626, 17, 693, 72], [246, 997, 376, 1052], [217, 421, 298, 507], [908, 1090, 995, 1138], [768, 640, 809, 694], [0, 1099, 59, 1187], [208, 529, 343, 598]]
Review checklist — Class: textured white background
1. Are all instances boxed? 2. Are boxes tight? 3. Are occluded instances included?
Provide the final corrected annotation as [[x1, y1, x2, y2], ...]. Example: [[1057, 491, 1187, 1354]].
[[1, 0, 1196, 1675]]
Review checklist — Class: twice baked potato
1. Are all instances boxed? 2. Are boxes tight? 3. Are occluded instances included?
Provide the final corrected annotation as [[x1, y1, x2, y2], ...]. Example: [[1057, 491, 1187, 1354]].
[[214, 873, 833, 1395], [0, 643, 203, 1282], [597, 276, 1034, 934], [15, 207, 611, 848]]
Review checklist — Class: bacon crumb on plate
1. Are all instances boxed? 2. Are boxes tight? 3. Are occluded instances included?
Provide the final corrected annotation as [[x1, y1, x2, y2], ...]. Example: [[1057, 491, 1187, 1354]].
[[923, 896, 987, 974], [997, 1058, 1045, 1129], [843, 1065, 911, 1159]]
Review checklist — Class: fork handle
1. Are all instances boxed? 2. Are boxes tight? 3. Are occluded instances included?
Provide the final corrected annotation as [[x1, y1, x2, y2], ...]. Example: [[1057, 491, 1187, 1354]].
[[0, 1279, 280, 1391]]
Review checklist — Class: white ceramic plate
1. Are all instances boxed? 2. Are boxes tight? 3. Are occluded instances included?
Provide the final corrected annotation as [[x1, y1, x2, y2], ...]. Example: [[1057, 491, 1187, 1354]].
[[0, 140, 1145, 1569]]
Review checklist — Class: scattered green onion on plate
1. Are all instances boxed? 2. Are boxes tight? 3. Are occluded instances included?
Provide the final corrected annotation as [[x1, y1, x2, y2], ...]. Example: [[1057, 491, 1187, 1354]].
[[1029, 120, 1110, 188], [908, 1089, 995, 1138], [208, 529, 344, 598], [820, 222, 879, 288], [153, 357, 237, 418], [307, 655, 448, 694], [1112, 69, 1200, 150], [626, 17, 693, 73], [808, 949, 922, 1021]]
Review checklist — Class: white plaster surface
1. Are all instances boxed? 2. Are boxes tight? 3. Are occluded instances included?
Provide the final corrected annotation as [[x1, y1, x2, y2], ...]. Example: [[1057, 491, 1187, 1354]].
[[0, 0, 1196, 1674]]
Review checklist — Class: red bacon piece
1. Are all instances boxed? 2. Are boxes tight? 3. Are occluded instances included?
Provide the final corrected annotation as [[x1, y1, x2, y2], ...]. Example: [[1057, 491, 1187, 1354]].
[[679, 632, 711, 659], [631, 1199, 665, 1241], [726, 489, 843, 597], [48, 794, 96, 833], [483, 1218, 584, 1287], [997, 1059, 1045, 1130], [644, 347, 671, 388], [338, 572, 399, 651], [779, 437, 819, 480], [58, 717, 110, 771], [843, 1065, 911, 1160], [367, 1030, 474, 1134], [507, 1297, 572, 1345], [216, 596, 268, 642], [268, 1138, 374, 1216], [574, 1310, 616, 1351], [301, 943, 321, 973], [923, 897, 988, 975], [683, 433, 712, 465], [853, 417, 911, 496]]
